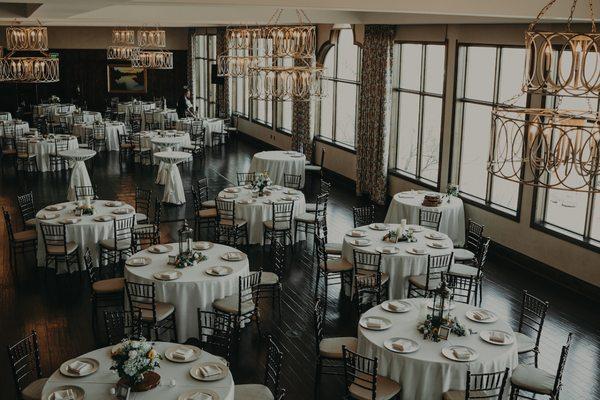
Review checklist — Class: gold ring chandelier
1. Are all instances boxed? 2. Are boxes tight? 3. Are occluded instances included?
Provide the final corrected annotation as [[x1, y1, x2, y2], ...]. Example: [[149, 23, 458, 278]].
[[0, 23, 59, 83], [489, 0, 600, 193], [107, 28, 138, 61], [249, 62, 324, 101], [137, 29, 166, 48], [131, 49, 173, 69]]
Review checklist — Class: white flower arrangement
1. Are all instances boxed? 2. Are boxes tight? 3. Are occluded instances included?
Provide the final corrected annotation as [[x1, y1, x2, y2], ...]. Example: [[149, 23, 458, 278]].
[[111, 337, 161, 384], [48, 95, 61, 104], [253, 172, 272, 193]]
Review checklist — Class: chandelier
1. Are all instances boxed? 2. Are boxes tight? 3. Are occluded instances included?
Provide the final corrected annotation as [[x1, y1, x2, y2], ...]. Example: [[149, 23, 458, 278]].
[[137, 29, 166, 48], [249, 62, 324, 101], [107, 28, 138, 61], [131, 49, 173, 69], [0, 23, 59, 83], [489, 0, 600, 193]]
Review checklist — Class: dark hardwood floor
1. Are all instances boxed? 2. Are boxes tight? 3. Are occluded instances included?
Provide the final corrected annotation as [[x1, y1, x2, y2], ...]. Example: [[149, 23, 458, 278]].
[[1, 136, 599, 400]]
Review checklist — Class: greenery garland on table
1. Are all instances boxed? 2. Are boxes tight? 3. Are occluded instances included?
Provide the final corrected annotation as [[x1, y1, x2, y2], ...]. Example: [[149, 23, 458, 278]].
[[417, 313, 468, 342]]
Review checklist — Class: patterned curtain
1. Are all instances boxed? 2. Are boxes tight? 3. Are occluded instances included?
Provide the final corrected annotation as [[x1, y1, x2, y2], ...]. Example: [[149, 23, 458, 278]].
[[356, 25, 395, 204], [216, 27, 230, 117], [291, 54, 313, 159], [187, 28, 195, 94]]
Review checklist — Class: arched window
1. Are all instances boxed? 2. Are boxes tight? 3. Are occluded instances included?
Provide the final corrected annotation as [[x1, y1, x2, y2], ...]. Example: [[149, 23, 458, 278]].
[[315, 28, 362, 147]]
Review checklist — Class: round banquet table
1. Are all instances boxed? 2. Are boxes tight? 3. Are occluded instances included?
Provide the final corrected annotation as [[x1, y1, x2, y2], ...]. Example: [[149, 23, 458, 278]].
[[249, 151, 306, 188], [216, 186, 307, 244], [53, 111, 102, 124], [176, 118, 224, 147], [125, 242, 250, 342], [76, 122, 126, 152], [154, 151, 192, 205], [0, 111, 11, 120], [41, 342, 235, 400], [384, 191, 466, 246], [142, 108, 179, 130], [341, 223, 454, 299], [358, 299, 518, 400], [59, 149, 97, 201], [144, 130, 191, 165], [0, 120, 29, 137], [25, 135, 79, 172], [117, 101, 156, 117], [35, 199, 135, 271]]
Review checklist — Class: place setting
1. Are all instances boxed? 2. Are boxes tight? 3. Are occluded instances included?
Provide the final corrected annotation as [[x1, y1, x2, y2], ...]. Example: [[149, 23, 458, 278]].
[[359, 315, 393, 331], [164, 344, 202, 362], [381, 300, 412, 313], [125, 256, 152, 267], [93, 214, 114, 222], [346, 228, 368, 238], [384, 337, 420, 354], [59, 358, 99, 377], [479, 330, 515, 345], [405, 245, 428, 255], [193, 241, 214, 251], [369, 222, 389, 231], [441, 345, 479, 362], [190, 362, 229, 382], [147, 244, 173, 254], [153, 270, 183, 281], [178, 389, 220, 400], [221, 251, 246, 261], [465, 308, 499, 323], [59, 217, 81, 225], [46, 385, 86, 400], [205, 265, 234, 276], [375, 245, 400, 254]]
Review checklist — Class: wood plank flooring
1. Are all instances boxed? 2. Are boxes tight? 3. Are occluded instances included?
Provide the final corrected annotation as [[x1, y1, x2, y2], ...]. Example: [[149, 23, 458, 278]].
[[0, 137, 598, 399]]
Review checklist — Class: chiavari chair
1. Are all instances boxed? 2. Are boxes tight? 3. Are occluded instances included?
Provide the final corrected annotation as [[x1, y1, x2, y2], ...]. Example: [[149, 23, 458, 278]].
[[314, 232, 352, 299], [117, 131, 133, 162], [133, 197, 162, 251], [407, 253, 454, 298], [99, 215, 135, 269], [74, 185, 97, 200], [455, 219, 485, 264], [135, 186, 151, 223], [125, 281, 177, 341], [92, 122, 107, 152], [16, 191, 37, 229], [7, 330, 47, 400], [305, 147, 325, 178], [317, 217, 343, 256], [215, 198, 249, 249], [263, 201, 294, 248], [144, 110, 159, 130], [283, 173, 302, 190], [194, 310, 235, 363], [182, 124, 206, 157], [237, 172, 256, 186], [442, 272, 475, 305], [418, 208, 442, 231], [39, 222, 81, 275], [132, 133, 152, 165], [192, 186, 217, 240], [515, 290, 549, 367], [295, 192, 328, 243], [342, 347, 401, 400], [442, 368, 509, 400], [448, 236, 491, 305], [352, 249, 389, 313], [103, 310, 143, 346], [3, 208, 37, 279], [353, 205, 376, 228], [258, 238, 286, 320], [306, 180, 332, 212], [15, 139, 38, 172], [49, 138, 69, 171], [196, 178, 216, 209]]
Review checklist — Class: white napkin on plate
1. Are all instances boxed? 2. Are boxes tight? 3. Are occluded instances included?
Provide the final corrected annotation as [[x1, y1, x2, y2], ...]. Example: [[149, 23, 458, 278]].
[[129, 258, 146, 266], [67, 360, 91, 375], [392, 339, 408, 351], [212, 267, 228, 275], [53, 389, 75, 400], [194, 242, 210, 250], [64, 218, 79, 224], [188, 392, 213, 400], [452, 348, 472, 360], [366, 318, 382, 329], [472, 310, 490, 321], [412, 247, 425, 254], [199, 364, 221, 377], [226, 252, 242, 260], [387, 301, 407, 312], [158, 271, 178, 280], [172, 347, 194, 360], [350, 230, 363, 237], [354, 239, 369, 246], [430, 242, 445, 248], [489, 331, 506, 343], [382, 246, 395, 254], [153, 245, 168, 253]]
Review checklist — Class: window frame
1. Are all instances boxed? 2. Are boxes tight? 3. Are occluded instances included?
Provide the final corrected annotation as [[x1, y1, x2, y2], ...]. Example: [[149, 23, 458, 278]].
[[389, 40, 447, 191], [192, 33, 217, 118], [451, 43, 527, 221]]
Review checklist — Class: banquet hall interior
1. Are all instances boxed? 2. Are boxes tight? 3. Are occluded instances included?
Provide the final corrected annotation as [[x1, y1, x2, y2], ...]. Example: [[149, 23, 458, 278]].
[[1, 1, 599, 399]]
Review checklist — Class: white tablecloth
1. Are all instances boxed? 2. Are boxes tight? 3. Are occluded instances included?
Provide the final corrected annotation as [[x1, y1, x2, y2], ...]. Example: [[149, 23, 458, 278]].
[[125, 243, 250, 342], [142, 108, 179, 130], [33, 103, 76, 119], [23, 135, 79, 172], [140, 130, 191, 165], [176, 118, 225, 147], [249, 151, 306, 188], [216, 186, 307, 245], [154, 151, 192, 205], [341, 224, 454, 299], [77, 122, 126, 152], [385, 191, 466, 246], [0, 111, 12, 121], [52, 111, 102, 125], [35, 200, 135, 271], [41, 342, 235, 400], [60, 149, 97, 201], [358, 299, 518, 400], [117, 101, 156, 118], [0, 121, 30, 137]]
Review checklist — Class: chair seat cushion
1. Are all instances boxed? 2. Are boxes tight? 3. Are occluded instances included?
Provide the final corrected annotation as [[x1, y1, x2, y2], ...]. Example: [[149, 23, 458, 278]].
[[514, 332, 537, 353], [305, 203, 316, 212], [22, 377, 49, 400], [408, 274, 440, 290], [134, 147, 152, 152], [196, 208, 217, 218], [454, 248, 475, 261], [234, 384, 274, 400], [325, 242, 343, 255], [14, 229, 37, 242], [263, 220, 291, 230], [305, 165, 322, 172], [213, 295, 255, 314], [3, 149, 16, 155], [47, 241, 78, 255], [349, 375, 401, 400], [135, 213, 148, 223], [510, 364, 555, 395], [25, 218, 37, 228], [319, 336, 357, 358], [140, 301, 175, 322], [202, 200, 216, 208], [448, 263, 479, 278], [259, 271, 279, 285], [120, 143, 133, 149], [219, 219, 247, 228], [295, 212, 316, 223], [92, 277, 125, 294], [18, 153, 36, 159], [99, 238, 132, 251], [320, 258, 352, 273]]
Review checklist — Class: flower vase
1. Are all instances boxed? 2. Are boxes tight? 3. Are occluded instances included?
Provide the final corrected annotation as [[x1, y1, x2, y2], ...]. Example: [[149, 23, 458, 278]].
[[258, 188, 264, 197], [118, 371, 161, 392]]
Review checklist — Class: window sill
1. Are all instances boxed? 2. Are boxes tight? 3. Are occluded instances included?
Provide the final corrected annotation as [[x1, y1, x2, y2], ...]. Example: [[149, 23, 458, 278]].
[[388, 169, 439, 191], [276, 128, 292, 136], [458, 193, 520, 222], [531, 222, 600, 254], [233, 113, 249, 120], [251, 119, 273, 129], [314, 136, 356, 154]]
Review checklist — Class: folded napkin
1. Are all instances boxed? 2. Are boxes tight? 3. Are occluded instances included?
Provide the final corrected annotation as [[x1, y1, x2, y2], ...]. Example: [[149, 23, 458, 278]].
[[211, 266, 228, 275], [53, 389, 75, 400], [382, 246, 396, 254], [366, 318, 382, 329], [158, 271, 178, 280], [224, 187, 239, 193], [194, 242, 211, 250], [350, 230, 364, 237], [129, 258, 146, 266], [411, 247, 425, 254], [430, 233, 443, 239], [489, 331, 506, 343], [387, 301, 407, 312], [64, 218, 79, 224], [67, 360, 91, 375], [153, 245, 168, 253], [226, 252, 242, 260], [46, 205, 62, 211], [188, 392, 213, 400], [41, 213, 55, 219], [172, 347, 195, 360], [452, 348, 472, 360], [430, 242, 445, 248], [374, 223, 387, 229], [239, 199, 254, 204], [199, 364, 221, 377], [472, 310, 490, 321], [354, 239, 369, 246], [392, 339, 409, 351]]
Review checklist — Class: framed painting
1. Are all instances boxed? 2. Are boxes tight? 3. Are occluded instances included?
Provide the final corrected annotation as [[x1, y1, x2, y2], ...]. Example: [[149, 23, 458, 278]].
[[107, 65, 147, 94]]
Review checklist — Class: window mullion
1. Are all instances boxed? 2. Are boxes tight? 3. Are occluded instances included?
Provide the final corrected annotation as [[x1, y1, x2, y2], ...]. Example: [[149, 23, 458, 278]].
[[485, 47, 502, 205]]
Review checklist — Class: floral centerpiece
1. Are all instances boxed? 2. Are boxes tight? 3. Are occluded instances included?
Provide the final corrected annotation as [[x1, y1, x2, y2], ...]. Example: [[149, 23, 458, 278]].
[[48, 95, 61, 104], [111, 338, 161, 391], [446, 183, 459, 202], [383, 227, 415, 243], [252, 172, 272, 196], [75, 204, 94, 216], [417, 314, 467, 342], [417, 280, 469, 342], [174, 251, 207, 269]]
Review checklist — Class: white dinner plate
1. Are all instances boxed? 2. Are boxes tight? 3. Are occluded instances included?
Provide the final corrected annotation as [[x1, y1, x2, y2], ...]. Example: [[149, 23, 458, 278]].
[[164, 345, 201, 363], [193, 241, 214, 251], [237, 198, 256, 204], [93, 215, 114, 222], [59, 358, 99, 377], [104, 201, 123, 207], [112, 208, 132, 215], [280, 195, 299, 201], [375, 246, 400, 255], [205, 266, 234, 276], [126, 257, 152, 267], [45, 204, 65, 211], [39, 213, 59, 220], [424, 232, 446, 240], [189, 362, 229, 381], [465, 308, 498, 323], [47, 385, 85, 400], [369, 223, 389, 231], [384, 337, 420, 354], [442, 345, 479, 362], [350, 239, 372, 247], [381, 300, 412, 313], [59, 218, 80, 225], [147, 244, 173, 254], [405, 247, 428, 255], [153, 270, 182, 281], [359, 316, 392, 331], [408, 225, 423, 232], [479, 330, 514, 346], [224, 187, 240, 193], [220, 252, 246, 261], [178, 389, 220, 400], [219, 193, 237, 199], [426, 299, 456, 311], [346, 230, 367, 238], [426, 242, 451, 250]]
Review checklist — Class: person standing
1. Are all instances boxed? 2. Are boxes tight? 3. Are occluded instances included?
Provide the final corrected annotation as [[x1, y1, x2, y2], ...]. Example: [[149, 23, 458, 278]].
[[176, 87, 194, 118]]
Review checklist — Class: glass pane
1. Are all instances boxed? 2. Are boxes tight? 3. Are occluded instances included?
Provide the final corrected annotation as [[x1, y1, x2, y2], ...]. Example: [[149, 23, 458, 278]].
[[464, 46, 496, 102], [543, 170, 589, 235], [400, 44, 422, 91], [395, 92, 420, 175], [392, 44, 401, 87], [335, 82, 357, 145], [420, 96, 442, 182], [319, 79, 334, 139], [458, 102, 493, 200], [323, 48, 336, 79], [592, 195, 600, 241], [337, 29, 359, 81], [425, 45, 445, 94], [490, 175, 519, 212], [280, 101, 292, 131], [498, 48, 527, 106], [266, 99, 272, 125]]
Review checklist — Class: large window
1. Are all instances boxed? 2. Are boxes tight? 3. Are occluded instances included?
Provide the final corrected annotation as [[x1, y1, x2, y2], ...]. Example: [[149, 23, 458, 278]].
[[453, 45, 526, 216], [192, 34, 217, 117], [276, 56, 293, 133], [389, 43, 445, 187], [315, 28, 361, 148]]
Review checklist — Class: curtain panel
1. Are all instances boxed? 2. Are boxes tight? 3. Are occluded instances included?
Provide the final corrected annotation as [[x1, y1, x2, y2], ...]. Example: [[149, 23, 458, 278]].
[[216, 27, 230, 117], [356, 25, 395, 204], [291, 43, 315, 160]]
